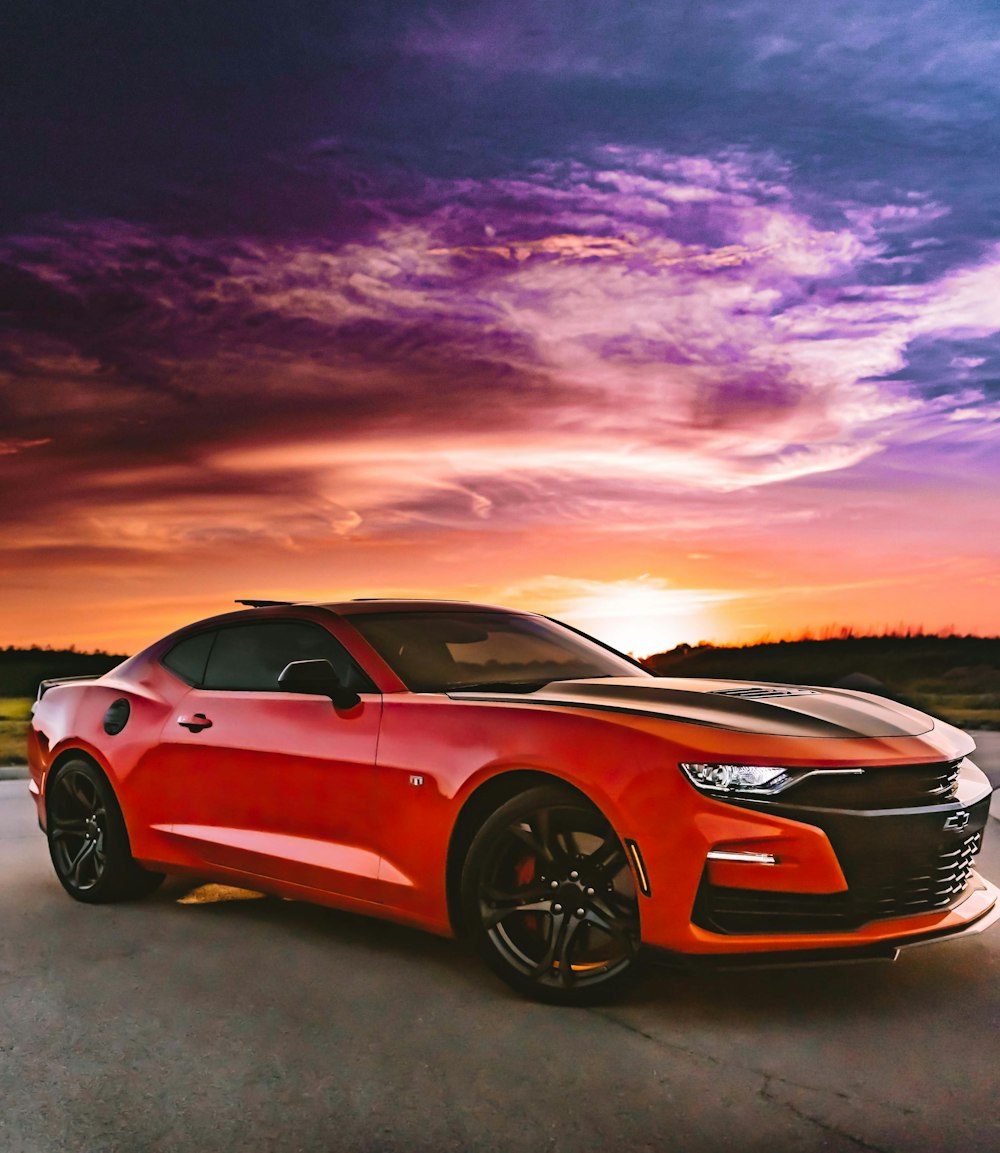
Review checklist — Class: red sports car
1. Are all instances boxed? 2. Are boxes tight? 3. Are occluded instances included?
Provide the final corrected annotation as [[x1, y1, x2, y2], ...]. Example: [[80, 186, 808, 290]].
[[27, 599, 999, 1003]]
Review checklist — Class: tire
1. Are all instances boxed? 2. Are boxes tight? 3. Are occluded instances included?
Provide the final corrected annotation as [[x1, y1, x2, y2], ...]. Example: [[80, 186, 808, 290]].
[[461, 785, 641, 1005], [46, 758, 164, 903]]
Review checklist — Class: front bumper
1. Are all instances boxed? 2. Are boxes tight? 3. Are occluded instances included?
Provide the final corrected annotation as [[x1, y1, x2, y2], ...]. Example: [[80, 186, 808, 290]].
[[693, 788, 992, 935], [645, 869, 1000, 970], [634, 753, 999, 960]]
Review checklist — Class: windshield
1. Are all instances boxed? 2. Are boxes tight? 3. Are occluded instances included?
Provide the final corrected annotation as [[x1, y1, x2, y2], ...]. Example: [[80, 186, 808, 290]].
[[345, 610, 649, 692]]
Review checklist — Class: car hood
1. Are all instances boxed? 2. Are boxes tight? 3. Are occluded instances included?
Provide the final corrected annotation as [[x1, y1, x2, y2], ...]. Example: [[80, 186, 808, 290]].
[[454, 676, 937, 738]]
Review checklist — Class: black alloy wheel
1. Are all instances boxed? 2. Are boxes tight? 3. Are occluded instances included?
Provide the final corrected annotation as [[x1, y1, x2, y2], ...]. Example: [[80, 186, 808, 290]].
[[47, 758, 163, 903], [461, 785, 641, 1004]]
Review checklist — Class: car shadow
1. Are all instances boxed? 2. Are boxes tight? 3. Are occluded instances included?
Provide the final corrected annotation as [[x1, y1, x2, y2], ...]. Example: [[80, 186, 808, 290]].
[[145, 873, 997, 1023]]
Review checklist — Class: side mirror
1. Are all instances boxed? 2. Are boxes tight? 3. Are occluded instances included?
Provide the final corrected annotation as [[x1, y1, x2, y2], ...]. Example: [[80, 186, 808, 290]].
[[278, 659, 362, 710]]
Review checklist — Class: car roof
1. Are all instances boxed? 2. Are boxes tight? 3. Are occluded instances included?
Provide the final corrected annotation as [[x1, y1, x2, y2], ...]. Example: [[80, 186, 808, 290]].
[[230, 597, 531, 616], [137, 599, 540, 661], [323, 599, 530, 616]]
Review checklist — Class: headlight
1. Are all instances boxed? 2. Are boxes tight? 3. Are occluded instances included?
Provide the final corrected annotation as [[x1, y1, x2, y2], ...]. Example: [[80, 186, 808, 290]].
[[680, 762, 795, 795]]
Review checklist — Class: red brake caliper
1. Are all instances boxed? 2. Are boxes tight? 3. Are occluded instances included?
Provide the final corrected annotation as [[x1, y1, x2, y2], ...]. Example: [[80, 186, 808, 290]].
[[515, 853, 539, 933]]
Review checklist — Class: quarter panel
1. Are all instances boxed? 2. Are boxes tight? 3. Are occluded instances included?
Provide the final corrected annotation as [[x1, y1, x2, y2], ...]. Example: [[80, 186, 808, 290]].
[[30, 663, 187, 851]]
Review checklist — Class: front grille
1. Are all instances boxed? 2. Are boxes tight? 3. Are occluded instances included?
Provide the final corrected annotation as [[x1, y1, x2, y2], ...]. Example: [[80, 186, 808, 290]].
[[695, 831, 982, 934], [784, 759, 962, 809]]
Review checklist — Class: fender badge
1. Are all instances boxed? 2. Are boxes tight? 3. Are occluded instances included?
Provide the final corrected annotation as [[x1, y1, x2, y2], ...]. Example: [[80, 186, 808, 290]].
[[944, 810, 970, 832]]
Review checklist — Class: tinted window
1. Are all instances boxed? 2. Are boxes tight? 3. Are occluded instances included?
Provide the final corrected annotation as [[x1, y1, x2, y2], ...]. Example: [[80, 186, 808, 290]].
[[162, 631, 216, 685], [346, 611, 645, 692], [202, 621, 375, 693]]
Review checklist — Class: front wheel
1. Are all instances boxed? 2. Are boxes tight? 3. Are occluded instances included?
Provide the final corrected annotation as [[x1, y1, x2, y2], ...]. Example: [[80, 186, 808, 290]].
[[461, 785, 641, 1004], [47, 758, 164, 903]]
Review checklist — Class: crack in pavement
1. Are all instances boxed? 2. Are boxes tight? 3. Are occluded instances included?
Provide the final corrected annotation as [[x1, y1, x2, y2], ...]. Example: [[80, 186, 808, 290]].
[[759, 1074, 896, 1153], [589, 1005, 917, 1150]]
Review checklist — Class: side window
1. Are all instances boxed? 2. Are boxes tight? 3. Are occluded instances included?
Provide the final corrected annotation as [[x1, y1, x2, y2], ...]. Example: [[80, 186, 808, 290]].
[[202, 621, 376, 693], [162, 631, 216, 686]]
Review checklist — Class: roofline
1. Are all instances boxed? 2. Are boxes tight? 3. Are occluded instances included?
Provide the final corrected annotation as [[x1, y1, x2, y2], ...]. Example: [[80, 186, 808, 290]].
[[222, 597, 541, 618], [322, 599, 535, 616]]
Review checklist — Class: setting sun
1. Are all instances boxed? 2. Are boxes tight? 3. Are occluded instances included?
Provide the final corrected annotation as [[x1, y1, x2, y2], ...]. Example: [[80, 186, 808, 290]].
[[501, 576, 727, 657]]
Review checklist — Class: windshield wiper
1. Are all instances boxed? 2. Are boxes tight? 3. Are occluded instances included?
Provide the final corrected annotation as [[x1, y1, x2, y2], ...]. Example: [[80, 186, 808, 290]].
[[447, 679, 554, 694], [446, 674, 618, 694]]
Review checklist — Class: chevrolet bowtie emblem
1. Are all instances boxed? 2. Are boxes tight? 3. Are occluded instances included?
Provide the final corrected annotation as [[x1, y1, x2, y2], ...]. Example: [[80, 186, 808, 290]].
[[944, 810, 970, 832]]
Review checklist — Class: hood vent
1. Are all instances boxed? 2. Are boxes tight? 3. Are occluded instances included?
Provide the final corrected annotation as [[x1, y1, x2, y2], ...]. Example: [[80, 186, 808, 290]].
[[713, 687, 816, 700]]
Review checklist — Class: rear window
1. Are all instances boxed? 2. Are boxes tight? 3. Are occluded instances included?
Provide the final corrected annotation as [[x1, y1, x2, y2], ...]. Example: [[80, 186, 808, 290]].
[[201, 621, 375, 693], [162, 631, 216, 686]]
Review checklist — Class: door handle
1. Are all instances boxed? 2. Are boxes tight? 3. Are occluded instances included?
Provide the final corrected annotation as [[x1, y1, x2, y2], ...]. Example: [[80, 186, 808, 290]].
[[177, 713, 213, 732]]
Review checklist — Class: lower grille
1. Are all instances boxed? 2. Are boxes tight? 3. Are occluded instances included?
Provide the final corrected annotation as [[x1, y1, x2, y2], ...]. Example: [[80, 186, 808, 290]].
[[695, 832, 981, 934]]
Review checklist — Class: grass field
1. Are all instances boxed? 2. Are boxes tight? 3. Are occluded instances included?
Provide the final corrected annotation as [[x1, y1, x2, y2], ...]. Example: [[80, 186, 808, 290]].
[[0, 698, 32, 766]]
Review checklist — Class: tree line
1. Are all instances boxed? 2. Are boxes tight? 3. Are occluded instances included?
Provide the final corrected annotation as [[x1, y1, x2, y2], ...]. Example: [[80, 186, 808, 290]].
[[0, 647, 129, 697]]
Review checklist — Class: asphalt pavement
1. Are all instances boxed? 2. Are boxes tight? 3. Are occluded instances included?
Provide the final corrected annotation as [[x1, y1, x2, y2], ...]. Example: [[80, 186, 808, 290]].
[[969, 729, 1000, 790], [2, 753, 1000, 1153]]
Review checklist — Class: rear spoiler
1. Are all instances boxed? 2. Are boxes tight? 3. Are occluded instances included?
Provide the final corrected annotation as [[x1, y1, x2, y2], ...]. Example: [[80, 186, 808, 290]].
[[36, 674, 101, 702]]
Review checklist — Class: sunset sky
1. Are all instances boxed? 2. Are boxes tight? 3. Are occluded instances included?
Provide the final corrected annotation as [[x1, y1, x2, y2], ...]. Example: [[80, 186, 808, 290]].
[[2, 2, 1000, 655]]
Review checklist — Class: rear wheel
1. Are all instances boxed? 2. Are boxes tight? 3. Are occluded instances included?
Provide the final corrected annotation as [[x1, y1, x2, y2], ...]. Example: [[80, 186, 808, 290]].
[[47, 758, 164, 903], [461, 785, 641, 1004]]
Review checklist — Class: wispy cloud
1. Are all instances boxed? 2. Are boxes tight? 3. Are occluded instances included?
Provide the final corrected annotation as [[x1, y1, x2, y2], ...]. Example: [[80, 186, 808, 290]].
[[3, 2, 1000, 648], [4, 144, 1000, 554]]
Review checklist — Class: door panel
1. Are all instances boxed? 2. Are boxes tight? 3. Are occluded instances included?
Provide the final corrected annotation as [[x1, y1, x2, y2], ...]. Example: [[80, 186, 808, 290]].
[[156, 688, 383, 901]]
